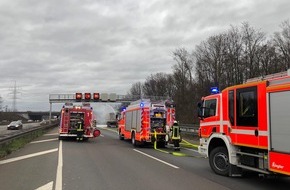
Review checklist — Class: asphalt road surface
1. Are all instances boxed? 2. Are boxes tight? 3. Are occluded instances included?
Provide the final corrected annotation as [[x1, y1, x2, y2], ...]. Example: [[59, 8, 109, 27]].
[[0, 126, 289, 190]]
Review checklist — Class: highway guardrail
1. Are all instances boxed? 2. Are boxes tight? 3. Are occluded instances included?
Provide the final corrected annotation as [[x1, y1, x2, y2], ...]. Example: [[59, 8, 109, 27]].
[[0, 121, 58, 146], [179, 124, 199, 134]]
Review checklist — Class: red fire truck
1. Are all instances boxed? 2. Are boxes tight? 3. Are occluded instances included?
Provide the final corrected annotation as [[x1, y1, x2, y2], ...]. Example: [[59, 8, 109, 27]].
[[59, 103, 100, 140], [118, 99, 176, 147], [198, 70, 290, 177]]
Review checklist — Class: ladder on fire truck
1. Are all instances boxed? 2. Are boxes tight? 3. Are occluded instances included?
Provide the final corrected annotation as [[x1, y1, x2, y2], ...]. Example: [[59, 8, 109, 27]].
[[246, 69, 290, 83]]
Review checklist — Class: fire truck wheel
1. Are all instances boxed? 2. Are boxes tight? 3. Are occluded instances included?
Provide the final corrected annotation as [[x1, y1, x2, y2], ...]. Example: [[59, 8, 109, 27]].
[[131, 132, 136, 147], [157, 141, 166, 148], [209, 146, 229, 176]]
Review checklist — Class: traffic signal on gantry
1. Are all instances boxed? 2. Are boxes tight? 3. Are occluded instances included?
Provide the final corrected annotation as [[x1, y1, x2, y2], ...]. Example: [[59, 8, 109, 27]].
[[93, 93, 100, 101], [84, 93, 91, 101], [75, 93, 82, 101]]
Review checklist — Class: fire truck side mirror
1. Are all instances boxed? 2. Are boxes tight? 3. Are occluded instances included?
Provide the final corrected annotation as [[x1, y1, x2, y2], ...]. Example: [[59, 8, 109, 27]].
[[197, 102, 204, 120], [197, 102, 202, 108], [116, 113, 121, 121]]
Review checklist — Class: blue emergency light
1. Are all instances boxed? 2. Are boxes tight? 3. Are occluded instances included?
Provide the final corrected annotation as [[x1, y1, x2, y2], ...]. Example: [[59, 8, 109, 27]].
[[210, 87, 219, 94], [140, 102, 144, 108]]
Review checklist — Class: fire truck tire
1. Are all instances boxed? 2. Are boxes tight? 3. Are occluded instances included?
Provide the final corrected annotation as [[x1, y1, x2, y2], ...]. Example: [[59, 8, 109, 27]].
[[209, 146, 229, 176], [131, 132, 137, 147], [157, 141, 166, 148]]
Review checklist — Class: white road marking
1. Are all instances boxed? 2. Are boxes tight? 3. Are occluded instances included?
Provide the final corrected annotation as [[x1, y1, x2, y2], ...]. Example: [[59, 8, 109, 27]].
[[30, 138, 58, 144], [100, 134, 104, 137], [102, 127, 118, 134], [44, 133, 59, 136], [133, 149, 179, 169], [96, 125, 107, 128], [0, 148, 58, 165], [55, 140, 63, 190], [35, 181, 53, 190]]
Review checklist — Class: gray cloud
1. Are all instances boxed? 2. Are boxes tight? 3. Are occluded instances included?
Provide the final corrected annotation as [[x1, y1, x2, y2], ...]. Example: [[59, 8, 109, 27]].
[[0, 0, 289, 111]]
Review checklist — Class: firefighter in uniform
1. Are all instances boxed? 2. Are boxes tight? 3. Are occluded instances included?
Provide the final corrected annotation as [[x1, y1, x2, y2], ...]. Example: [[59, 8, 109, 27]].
[[170, 121, 181, 150], [76, 117, 84, 141]]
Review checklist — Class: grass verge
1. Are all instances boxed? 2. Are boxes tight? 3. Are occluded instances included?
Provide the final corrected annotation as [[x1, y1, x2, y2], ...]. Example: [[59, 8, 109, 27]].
[[0, 129, 44, 158]]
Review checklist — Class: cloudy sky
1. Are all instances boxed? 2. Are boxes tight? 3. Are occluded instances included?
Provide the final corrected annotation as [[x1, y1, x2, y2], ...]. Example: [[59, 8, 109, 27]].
[[0, 0, 289, 112]]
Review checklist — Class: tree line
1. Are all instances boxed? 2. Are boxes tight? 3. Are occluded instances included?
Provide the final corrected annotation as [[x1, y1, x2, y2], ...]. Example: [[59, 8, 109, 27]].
[[127, 20, 290, 124]]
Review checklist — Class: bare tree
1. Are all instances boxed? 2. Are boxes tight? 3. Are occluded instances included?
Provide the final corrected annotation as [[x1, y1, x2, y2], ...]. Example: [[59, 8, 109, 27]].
[[273, 20, 290, 70], [259, 42, 281, 75], [125, 20, 290, 124], [172, 48, 194, 89], [172, 48, 196, 123], [224, 25, 244, 86], [142, 72, 174, 99], [166, 74, 175, 99], [241, 22, 266, 80], [128, 82, 143, 99], [194, 33, 228, 93], [194, 22, 267, 91]]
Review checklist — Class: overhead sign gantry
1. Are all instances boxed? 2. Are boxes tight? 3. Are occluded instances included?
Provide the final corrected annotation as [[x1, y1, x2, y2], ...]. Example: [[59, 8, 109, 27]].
[[49, 93, 119, 103], [48, 92, 171, 121], [48, 92, 137, 121]]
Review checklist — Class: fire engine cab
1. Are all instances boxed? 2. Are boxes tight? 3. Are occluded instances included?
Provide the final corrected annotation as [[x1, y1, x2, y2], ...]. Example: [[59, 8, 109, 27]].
[[59, 103, 100, 141], [198, 70, 290, 177], [118, 99, 176, 147]]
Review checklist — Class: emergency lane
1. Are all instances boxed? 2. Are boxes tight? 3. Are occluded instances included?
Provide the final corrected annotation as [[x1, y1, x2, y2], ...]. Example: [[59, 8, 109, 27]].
[[0, 127, 59, 190]]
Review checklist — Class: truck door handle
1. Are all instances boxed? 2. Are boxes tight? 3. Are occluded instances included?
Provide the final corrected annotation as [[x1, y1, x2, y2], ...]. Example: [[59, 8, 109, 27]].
[[254, 129, 258, 137]]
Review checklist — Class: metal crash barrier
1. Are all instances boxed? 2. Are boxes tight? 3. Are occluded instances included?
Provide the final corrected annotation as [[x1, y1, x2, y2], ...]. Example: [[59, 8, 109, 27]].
[[0, 120, 58, 147]]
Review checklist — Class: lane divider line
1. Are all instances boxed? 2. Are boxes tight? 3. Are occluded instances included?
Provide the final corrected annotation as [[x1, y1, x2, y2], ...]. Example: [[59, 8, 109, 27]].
[[35, 181, 53, 190], [0, 148, 58, 165], [55, 140, 63, 190], [133, 149, 179, 169], [30, 138, 58, 144]]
